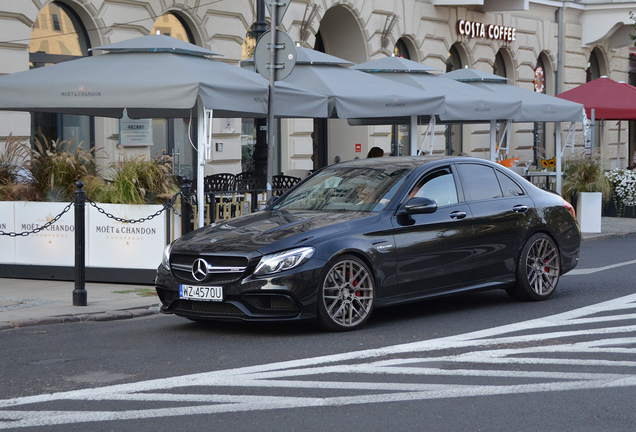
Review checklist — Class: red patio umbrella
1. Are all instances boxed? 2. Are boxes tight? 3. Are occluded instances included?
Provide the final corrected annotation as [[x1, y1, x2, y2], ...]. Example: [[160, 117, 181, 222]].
[[557, 77, 636, 168], [556, 77, 636, 120]]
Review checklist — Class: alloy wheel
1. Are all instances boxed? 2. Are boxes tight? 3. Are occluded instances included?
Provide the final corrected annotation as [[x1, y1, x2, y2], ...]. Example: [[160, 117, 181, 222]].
[[525, 236, 560, 296], [321, 258, 374, 329]]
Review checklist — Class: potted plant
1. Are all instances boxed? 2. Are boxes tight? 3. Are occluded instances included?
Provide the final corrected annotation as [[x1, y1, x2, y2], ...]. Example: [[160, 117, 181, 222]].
[[604, 168, 636, 218], [561, 151, 611, 233]]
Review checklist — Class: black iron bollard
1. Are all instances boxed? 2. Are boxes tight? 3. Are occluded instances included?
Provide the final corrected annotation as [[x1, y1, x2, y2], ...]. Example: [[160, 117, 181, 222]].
[[180, 178, 193, 235], [73, 180, 87, 306]]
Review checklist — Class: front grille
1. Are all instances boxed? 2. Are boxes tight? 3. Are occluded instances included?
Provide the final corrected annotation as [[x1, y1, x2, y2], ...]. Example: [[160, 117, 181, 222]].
[[171, 299, 244, 316], [244, 295, 298, 312], [170, 253, 249, 284]]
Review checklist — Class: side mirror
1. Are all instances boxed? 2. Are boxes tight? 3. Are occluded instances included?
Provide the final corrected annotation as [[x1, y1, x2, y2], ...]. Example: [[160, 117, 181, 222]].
[[267, 195, 281, 207], [403, 197, 438, 215]]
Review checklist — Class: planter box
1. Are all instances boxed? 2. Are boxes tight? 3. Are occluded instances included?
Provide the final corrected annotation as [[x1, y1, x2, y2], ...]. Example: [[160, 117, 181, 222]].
[[603, 197, 636, 218], [13, 201, 78, 266], [0, 201, 171, 283], [88, 203, 165, 269], [576, 192, 602, 233]]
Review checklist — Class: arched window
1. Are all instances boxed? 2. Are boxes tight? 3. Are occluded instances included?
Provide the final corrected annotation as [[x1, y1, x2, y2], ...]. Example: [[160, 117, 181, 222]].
[[446, 45, 462, 73], [150, 12, 193, 42], [393, 39, 410, 59], [242, 24, 258, 61], [587, 49, 601, 82], [29, 2, 92, 151], [494, 51, 507, 78]]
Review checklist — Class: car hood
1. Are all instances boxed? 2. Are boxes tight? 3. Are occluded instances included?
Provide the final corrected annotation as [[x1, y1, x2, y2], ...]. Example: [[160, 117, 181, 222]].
[[172, 210, 379, 255]]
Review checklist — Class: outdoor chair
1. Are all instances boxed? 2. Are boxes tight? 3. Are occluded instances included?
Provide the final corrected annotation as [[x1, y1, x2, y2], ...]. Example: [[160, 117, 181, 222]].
[[204, 173, 236, 193], [272, 174, 302, 190], [235, 173, 267, 191]]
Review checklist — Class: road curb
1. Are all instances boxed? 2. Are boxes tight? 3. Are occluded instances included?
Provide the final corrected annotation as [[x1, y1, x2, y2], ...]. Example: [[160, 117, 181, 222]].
[[0, 306, 160, 331]]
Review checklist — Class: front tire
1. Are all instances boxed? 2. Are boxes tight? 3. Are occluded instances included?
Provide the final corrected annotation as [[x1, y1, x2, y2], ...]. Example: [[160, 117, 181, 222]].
[[506, 233, 560, 301], [317, 255, 375, 331]]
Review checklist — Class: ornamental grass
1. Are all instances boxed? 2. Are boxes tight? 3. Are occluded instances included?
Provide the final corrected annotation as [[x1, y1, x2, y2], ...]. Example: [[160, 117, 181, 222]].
[[0, 137, 178, 205], [561, 151, 611, 205]]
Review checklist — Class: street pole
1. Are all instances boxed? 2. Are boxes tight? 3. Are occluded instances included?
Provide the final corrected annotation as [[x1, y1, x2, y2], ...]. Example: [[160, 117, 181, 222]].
[[254, 1, 269, 178], [267, 2, 278, 199]]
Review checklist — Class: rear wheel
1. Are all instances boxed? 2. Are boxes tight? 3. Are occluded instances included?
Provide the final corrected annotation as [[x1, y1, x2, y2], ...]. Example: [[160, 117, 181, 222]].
[[317, 255, 374, 331], [506, 233, 560, 301]]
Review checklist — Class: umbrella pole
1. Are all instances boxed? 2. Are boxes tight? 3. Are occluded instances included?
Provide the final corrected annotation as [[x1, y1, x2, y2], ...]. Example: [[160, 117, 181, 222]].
[[196, 102, 210, 229], [617, 120, 621, 169], [490, 120, 497, 161], [410, 116, 417, 155], [556, 121, 562, 194]]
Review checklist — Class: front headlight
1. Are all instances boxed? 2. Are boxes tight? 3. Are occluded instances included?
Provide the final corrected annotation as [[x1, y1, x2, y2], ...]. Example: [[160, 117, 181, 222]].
[[161, 244, 171, 271], [254, 247, 315, 276]]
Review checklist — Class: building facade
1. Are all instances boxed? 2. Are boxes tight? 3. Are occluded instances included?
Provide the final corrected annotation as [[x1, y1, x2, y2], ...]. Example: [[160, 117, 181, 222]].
[[1, 0, 635, 180]]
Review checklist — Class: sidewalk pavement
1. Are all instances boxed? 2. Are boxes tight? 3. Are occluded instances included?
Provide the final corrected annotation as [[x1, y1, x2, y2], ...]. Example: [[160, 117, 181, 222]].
[[1, 217, 635, 331]]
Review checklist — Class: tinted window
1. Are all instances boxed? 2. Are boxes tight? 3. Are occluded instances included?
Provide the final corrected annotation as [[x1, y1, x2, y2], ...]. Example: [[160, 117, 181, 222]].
[[458, 164, 502, 201], [496, 170, 525, 197], [410, 168, 458, 207]]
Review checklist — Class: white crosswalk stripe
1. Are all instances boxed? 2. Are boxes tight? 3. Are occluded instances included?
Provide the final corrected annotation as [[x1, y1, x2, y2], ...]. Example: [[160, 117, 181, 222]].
[[2, 292, 636, 429]]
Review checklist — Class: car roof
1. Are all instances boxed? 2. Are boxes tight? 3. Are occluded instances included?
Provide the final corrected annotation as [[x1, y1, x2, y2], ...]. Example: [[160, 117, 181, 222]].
[[334, 155, 476, 170]]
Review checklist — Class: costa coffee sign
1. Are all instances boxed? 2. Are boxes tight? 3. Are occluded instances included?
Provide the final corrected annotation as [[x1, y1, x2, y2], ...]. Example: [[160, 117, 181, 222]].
[[457, 20, 516, 42]]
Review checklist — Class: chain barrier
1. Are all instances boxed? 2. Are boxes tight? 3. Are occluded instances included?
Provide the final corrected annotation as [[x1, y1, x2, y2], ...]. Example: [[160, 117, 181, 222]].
[[0, 192, 185, 237], [0, 202, 73, 237], [86, 192, 183, 224]]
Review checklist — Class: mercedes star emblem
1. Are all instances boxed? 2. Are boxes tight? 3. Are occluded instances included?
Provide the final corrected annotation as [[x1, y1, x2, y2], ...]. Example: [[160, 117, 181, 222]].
[[191, 258, 209, 282]]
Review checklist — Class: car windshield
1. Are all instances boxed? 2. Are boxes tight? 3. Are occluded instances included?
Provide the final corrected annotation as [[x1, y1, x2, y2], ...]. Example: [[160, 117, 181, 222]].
[[272, 165, 410, 212]]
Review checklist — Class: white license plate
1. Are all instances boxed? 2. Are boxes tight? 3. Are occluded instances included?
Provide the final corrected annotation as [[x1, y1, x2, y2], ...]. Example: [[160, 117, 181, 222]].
[[179, 285, 223, 302]]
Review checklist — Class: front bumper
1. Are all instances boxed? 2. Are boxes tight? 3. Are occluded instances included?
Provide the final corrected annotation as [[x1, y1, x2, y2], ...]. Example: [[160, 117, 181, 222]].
[[155, 260, 325, 322]]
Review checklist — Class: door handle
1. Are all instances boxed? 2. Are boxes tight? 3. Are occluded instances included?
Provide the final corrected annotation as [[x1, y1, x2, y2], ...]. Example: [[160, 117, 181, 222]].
[[513, 205, 528, 213], [450, 211, 467, 219]]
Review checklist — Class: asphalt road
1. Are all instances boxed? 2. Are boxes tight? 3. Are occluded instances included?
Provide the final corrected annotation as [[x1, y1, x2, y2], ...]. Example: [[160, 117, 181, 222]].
[[1, 233, 635, 431]]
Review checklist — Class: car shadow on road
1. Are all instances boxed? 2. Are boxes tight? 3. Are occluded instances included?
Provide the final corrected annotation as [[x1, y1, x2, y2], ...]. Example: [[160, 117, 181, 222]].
[[165, 289, 521, 336]]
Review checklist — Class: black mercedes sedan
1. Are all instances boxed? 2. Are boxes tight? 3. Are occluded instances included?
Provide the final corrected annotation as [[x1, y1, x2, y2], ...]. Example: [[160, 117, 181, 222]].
[[155, 156, 581, 331]]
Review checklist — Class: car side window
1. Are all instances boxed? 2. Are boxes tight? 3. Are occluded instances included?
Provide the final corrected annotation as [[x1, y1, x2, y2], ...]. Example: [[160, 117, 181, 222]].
[[496, 170, 525, 197], [410, 168, 458, 207], [458, 164, 503, 201]]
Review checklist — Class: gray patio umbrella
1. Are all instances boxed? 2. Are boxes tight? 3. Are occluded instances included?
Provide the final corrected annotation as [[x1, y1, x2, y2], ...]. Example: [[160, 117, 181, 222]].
[[0, 35, 328, 119], [280, 47, 446, 119], [351, 56, 522, 123], [242, 48, 446, 155], [445, 68, 584, 193], [243, 48, 445, 119], [348, 56, 521, 155], [444, 68, 583, 123], [0, 35, 329, 227]]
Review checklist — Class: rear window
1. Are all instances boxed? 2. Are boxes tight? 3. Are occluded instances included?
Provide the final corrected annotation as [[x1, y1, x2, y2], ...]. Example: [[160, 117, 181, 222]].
[[496, 170, 525, 197], [457, 164, 502, 201]]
